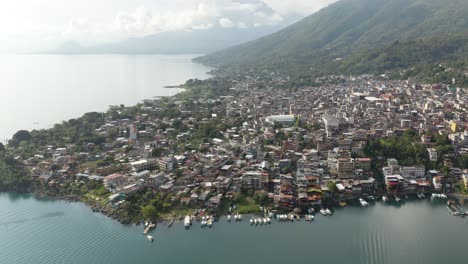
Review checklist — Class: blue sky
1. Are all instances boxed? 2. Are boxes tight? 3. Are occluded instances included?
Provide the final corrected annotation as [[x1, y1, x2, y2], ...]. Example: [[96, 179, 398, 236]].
[[0, 0, 336, 53]]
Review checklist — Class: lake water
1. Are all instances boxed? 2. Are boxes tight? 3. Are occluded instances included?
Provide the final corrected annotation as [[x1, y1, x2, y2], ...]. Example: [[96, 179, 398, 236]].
[[0, 54, 212, 141], [0, 193, 467, 264]]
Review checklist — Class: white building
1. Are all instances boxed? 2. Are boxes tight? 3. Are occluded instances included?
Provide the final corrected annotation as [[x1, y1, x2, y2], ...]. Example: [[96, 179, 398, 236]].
[[427, 148, 438, 162]]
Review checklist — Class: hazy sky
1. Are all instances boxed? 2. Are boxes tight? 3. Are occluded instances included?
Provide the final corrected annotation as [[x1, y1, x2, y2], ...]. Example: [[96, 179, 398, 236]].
[[0, 0, 336, 53]]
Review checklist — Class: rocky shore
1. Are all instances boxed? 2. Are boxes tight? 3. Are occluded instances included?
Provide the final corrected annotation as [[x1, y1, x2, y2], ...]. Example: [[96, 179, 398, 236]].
[[34, 190, 134, 224]]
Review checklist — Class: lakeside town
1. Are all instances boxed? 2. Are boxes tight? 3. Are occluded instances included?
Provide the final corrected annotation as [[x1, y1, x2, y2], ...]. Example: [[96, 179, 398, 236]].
[[4, 73, 468, 224]]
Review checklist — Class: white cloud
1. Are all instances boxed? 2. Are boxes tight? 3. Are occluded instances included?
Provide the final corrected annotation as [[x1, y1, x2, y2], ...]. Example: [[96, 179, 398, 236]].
[[237, 22, 247, 29], [0, 0, 336, 52], [73, 0, 286, 42], [219, 18, 235, 28], [263, 0, 337, 16], [192, 23, 214, 30]]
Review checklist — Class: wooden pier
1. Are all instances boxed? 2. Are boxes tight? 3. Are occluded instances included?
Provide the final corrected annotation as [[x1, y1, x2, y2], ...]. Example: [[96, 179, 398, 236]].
[[168, 218, 175, 228], [143, 223, 156, 235]]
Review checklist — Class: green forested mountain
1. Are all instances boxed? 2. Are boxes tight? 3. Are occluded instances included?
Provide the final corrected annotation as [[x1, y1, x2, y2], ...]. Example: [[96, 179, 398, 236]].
[[196, 0, 468, 81]]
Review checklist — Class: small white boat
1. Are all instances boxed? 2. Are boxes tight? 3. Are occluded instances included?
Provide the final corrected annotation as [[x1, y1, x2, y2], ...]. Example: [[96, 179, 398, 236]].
[[147, 235, 154, 242], [320, 209, 327, 215], [237, 214, 242, 221], [382, 196, 388, 202], [250, 218, 254, 224], [207, 217, 213, 227], [184, 215, 191, 227], [441, 194, 447, 199], [227, 215, 231, 222], [359, 198, 369, 207], [325, 209, 332, 215], [201, 219, 207, 227], [395, 197, 401, 202], [254, 219, 258, 225], [263, 218, 267, 224], [310, 215, 315, 220]]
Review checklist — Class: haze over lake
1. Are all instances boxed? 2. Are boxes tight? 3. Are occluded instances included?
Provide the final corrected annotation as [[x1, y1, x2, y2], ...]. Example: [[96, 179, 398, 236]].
[[0, 54, 211, 141]]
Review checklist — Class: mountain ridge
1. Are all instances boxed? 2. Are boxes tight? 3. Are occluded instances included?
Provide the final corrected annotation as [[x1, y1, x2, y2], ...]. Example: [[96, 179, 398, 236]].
[[196, 0, 468, 82]]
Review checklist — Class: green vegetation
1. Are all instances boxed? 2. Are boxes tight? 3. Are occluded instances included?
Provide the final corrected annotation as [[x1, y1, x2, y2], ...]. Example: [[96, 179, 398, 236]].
[[234, 195, 262, 214], [197, 0, 468, 86], [0, 150, 30, 192], [141, 205, 159, 221], [363, 130, 467, 181]]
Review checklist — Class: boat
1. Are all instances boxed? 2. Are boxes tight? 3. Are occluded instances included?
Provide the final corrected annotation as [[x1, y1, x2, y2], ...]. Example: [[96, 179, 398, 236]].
[[359, 198, 369, 207], [325, 209, 332, 215], [184, 215, 191, 228], [309, 215, 315, 221], [266, 217, 271, 223], [254, 219, 258, 225], [207, 216, 213, 227], [250, 218, 254, 224], [289, 214, 295, 221], [200, 219, 207, 227], [320, 209, 327, 215], [237, 214, 242, 221], [382, 196, 388, 202], [420, 193, 425, 198], [441, 194, 447, 199], [263, 218, 267, 224], [227, 214, 231, 222], [395, 196, 401, 202], [147, 235, 154, 242]]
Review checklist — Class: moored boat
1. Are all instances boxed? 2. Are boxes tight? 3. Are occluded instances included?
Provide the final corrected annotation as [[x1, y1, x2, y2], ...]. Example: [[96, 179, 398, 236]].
[[184, 215, 191, 228], [207, 216, 213, 227], [359, 198, 369, 207]]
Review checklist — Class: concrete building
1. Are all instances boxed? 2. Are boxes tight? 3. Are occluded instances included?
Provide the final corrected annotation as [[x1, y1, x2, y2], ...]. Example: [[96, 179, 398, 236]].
[[242, 171, 263, 190], [322, 114, 339, 138], [265, 115, 295, 126], [131, 159, 158, 172], [428, 148, 438, 162], [337, 158, 354, 178]]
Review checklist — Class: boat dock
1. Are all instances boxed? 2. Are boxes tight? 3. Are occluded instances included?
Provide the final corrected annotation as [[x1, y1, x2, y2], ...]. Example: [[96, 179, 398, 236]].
[[447, 201, 467, 216], [143, 223, 156, 235], [168, 218, 175, 228]]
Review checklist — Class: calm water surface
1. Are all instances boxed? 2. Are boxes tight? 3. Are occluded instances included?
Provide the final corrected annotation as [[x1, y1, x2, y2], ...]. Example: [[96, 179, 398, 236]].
[[0, 193, 467, 264], [0, 54, 211, 141]]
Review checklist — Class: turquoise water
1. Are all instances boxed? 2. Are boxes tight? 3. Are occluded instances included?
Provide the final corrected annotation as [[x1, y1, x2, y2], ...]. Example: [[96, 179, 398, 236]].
[[0, 193, 467, 264], [0, 54, 211, 140]]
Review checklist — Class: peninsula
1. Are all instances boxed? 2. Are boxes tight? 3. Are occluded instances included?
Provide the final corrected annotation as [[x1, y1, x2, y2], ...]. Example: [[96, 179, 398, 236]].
[[1, 71, 467, 224]]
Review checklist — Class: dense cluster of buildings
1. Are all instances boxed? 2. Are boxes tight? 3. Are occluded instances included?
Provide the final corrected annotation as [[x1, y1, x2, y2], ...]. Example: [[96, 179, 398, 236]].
[[24, 74, 468, 211]]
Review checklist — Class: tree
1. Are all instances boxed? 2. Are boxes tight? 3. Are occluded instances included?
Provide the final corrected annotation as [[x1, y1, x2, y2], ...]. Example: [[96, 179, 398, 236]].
[[10, 130, 32, 146], [327, 181, 337, 192], [0, 143, 4, 152], [142, 205, 158, 221]]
